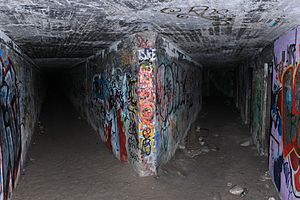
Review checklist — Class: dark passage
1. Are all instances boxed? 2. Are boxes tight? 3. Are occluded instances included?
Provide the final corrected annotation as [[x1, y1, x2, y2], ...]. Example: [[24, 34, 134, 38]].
[[13, 72, 134, 199]]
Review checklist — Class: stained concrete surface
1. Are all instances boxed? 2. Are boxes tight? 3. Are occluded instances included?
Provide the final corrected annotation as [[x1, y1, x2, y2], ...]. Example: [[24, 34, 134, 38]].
[[12, 92, 278, 200], [1, 0, 300, 66]]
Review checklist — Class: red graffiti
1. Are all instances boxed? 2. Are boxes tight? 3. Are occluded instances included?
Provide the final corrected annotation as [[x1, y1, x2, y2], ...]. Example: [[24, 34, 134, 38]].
[[136, 34, 151, 48], [105, 99, 112, 151], [281, 63, 300, 194], [117, 109, 128, 162]]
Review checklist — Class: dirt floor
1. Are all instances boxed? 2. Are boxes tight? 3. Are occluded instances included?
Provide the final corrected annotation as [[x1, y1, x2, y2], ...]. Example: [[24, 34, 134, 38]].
[[12, 93, 279, 200]]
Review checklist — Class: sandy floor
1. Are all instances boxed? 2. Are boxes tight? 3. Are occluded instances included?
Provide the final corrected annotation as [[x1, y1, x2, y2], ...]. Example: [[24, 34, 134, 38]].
[[12, 93, 279, 200]]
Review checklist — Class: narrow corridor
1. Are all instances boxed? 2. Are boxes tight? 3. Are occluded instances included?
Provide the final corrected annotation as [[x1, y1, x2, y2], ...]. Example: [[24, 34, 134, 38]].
[[13, 95, 278, 200]]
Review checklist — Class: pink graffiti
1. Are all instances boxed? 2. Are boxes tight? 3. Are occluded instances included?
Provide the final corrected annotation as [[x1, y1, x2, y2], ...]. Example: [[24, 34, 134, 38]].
[[136, 34, 151, 48], [138, 62, 155, 156]]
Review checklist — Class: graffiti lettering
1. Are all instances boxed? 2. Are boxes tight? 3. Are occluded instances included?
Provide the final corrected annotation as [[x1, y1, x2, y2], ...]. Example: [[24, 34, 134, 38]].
[[161, 6, 234, 25]]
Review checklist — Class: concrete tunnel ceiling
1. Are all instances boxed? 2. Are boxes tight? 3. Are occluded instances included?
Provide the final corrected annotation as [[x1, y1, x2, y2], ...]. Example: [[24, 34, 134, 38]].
[[1, 0, 300, 67]]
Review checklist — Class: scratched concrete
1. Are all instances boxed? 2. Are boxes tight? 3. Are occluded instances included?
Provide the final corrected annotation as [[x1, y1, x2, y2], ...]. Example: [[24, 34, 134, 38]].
[[0, 0, 300, 67]]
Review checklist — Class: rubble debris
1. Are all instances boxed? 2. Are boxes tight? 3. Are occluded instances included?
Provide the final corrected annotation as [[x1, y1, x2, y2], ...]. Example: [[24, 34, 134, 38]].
[[37, 121, 46, 135], [260, 171, 272, 181], [201, 146, 210, 153], [240, 140, 251, 147], [229, 185, 247, 197], [186, 149, 202, 158]]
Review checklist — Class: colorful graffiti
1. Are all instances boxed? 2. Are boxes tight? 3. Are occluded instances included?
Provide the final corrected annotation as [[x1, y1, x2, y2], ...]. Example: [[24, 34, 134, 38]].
[[69, 34, 202, 176], [136, 35, 152, 49], [281, 64, 300, 197], [126, 75, 139, 163], [270, 26, 300, 200], [91, 69, 129, 162], [0, 50, 21, 200], [137, 48, 156, 174], [156, 54, 200, 162]]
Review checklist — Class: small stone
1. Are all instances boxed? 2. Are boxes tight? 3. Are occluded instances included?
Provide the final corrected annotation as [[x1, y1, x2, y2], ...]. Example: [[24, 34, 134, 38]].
[[200, 141, 205, 146], [240, 188, 248, 197], [178, 144, 186, 150], [196, 126, 201, 132], [268, 197, 276, 200], [227, 182, 233, 187], [188, 149, 202, 158], [240, 140, 251, 147], [201, 147, 210, 153], [261, 171, 272, 181], [229, 185, 245, 196], [198, 137, 204, 142]]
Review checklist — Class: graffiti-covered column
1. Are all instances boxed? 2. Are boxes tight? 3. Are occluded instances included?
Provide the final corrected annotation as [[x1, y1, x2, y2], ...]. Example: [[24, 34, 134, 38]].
[[137, 45, 158, 176], [64, 31, 203, 177]]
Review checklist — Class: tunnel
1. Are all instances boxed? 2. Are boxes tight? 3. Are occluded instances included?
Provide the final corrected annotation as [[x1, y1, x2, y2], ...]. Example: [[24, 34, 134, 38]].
[[0, 0, 300, 199]]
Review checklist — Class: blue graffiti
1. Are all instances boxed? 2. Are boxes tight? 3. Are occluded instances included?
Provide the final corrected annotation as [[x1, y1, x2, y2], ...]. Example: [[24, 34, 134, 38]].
[[274, 154, 284, 191], [283, 162, 293, 200]]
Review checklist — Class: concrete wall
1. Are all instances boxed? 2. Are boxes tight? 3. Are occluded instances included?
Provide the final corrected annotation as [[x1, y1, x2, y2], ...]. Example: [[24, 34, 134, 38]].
[[269, 26, 300, 200], [0, 31, 43, 200], [250, 45, 273, 155], [155, 37, 202, 165], [64, 32, 202, 176], [233, 45, 273, 155]]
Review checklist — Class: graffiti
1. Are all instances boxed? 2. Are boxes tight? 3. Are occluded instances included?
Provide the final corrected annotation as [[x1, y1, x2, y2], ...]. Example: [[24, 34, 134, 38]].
[[269, 26, 300, 199], [160, 6, 234, 25], [135, 34, 151, 49], [252, 72, 263, 150], [73, 36, 202, 176], [91, 68, 129, 162], [137, 57, 155, 159], [283, 162, 294, 200], [138, 49, 156, 62], [126, 75, 139, 163], [0, 51, 21, 200], [120, 51, 134, 66], [273, 63, 300, 197]]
